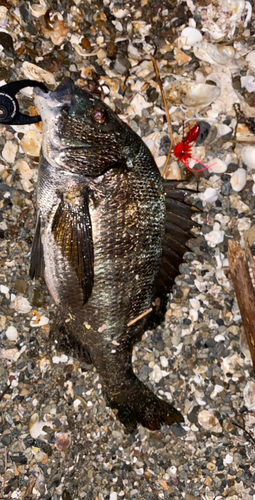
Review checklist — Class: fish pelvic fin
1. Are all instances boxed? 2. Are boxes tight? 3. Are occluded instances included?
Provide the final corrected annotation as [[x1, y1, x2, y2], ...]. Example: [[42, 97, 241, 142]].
[[51, 189, 94, 304], [29, 214, 44, 279]]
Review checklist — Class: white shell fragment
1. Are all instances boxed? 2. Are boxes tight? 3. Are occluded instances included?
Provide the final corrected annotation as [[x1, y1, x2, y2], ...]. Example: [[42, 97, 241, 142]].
[[39, 357, 50, 376], [160, 355, 168, 368], [230, 168, 247, 192], [243, 381, 255, 410], [217, 124, 232, 137], [198, 188, 218, 206], [0, 285, 9, 295], [241, 146, 255, 170], [29, 413, 53, 439], [197, 409, 222, 433], [189, 298, 200, 310], [245, 50, 255, 69], [142, 131, 162, 156], [14, 159, 33, 180], [128, 93, 152, 116], [52, 354, 69, 364], [155, 156, 166, 169], [11, 295, 32, 314], [20, 130, 42, 158], [223, 454, 233, 466], [20, 179, 34, 193], [30, 315, 49, 327], [0, 7, 8, 26], [205, 228, 224, 247], [30, 2, 48, 18], [193, 42, 237, 67], [149, 364, 169, 383], [5, 326, 18, 341], [22, 62, 56, 85], [207, 158, 227, 174], [55, 432, 72, 451], [181, 27, 202, 46], [165, 81, 220, 108], [0, 346, 26, 362], [240, 75, 255, 93], [2, 141, 18, 164]]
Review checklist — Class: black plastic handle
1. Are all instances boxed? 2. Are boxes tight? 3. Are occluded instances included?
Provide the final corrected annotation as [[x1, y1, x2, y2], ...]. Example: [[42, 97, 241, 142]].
[[0, 79, 48, 125]]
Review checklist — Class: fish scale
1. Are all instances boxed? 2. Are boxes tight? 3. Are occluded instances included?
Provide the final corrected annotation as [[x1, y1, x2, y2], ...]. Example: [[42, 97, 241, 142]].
[[30, 77, 197, 432]]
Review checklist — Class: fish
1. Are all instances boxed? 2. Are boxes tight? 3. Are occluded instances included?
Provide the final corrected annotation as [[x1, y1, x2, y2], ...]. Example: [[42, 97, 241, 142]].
[[30, 77, 197, 432]]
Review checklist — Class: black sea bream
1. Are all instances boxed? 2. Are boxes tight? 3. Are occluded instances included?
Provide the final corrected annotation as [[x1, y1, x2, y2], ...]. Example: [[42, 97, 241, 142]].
[[31, 78, 196, 431]]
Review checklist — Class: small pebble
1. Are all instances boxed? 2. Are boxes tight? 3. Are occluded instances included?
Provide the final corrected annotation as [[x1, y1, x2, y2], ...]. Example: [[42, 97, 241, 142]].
[[5, 326, 18, 341]]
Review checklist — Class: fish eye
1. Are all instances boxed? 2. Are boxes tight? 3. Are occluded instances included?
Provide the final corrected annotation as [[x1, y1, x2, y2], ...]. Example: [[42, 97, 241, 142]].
[[91, 108, 106, 124]]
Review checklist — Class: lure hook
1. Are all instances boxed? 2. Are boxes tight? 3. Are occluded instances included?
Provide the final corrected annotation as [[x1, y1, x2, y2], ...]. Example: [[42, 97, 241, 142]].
[[0, 79, 48, 125]]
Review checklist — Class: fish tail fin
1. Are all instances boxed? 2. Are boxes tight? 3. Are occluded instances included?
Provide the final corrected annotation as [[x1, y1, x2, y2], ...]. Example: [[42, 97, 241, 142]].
[[103, 373, 183, 432], [149, 180, 199, 325]]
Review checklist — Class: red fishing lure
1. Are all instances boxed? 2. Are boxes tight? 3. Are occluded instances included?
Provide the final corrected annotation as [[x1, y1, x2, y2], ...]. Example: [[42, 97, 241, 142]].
[[173, 123, 211, 173]]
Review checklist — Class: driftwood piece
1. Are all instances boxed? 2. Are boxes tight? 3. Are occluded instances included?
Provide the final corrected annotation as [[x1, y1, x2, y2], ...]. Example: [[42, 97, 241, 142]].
[[228, 240, 255, 372]]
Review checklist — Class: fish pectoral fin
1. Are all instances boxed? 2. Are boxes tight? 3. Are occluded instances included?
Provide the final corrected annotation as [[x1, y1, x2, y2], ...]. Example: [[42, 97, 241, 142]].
[[29, 214, 44, 279], [51, 191, 94, 304]]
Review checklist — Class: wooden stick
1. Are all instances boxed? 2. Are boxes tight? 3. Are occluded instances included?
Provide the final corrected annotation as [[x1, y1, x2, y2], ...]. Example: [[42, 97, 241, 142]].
[[228, 240, 255, 372], [23, 476, 36, 500], [127, 307, 152, 327], [151, 56, 173, 179]]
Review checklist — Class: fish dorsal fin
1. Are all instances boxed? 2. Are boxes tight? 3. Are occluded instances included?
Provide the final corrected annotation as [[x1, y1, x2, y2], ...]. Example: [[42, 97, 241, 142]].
[[51, 189, 94, 304], [29, 214, 44, 279], [150, 180, 199, 325]]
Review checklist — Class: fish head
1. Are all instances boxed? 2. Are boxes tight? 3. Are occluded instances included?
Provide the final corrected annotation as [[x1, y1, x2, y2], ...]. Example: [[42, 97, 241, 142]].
[[35, 77, 141, 177]]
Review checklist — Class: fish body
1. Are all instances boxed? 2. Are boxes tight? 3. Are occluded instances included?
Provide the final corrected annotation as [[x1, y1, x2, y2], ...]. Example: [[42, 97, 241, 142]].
[[31, 78, 195, 431]]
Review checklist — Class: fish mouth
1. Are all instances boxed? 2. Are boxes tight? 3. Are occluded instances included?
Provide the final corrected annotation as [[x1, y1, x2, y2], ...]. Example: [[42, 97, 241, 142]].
[[50, 77, 75, 104], [34, 77, 76, 134], [34, 78, 92, 154], [34, 77, 74, 108]]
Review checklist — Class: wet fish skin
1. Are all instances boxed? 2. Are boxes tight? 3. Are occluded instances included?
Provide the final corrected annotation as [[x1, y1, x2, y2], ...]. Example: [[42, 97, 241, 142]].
[[31, 77, 184, 431]]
